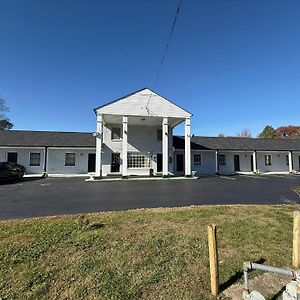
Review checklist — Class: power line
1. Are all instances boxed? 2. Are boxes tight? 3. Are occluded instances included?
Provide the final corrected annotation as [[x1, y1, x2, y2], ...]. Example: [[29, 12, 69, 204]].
[[154, 0, 184, 87], [145, 0, 184, 114]]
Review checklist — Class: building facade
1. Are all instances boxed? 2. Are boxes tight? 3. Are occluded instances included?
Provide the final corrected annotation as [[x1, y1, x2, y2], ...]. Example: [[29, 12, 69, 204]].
[[93, 88, 192, 177], [0, 88, 300, 177]]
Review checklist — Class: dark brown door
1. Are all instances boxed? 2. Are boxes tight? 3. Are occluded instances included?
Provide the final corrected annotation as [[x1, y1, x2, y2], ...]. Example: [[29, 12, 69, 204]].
[[88, 153, 96, 172], [157, 154, 162, 172], [7, 152, 17, 163], [234, 155, 240, 172], [111, 153, 120, 173], [176, 154, 184, 172]]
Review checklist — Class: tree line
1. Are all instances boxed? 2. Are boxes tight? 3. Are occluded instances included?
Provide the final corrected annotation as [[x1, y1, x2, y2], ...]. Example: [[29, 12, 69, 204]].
[[218, 125, 300, 139]]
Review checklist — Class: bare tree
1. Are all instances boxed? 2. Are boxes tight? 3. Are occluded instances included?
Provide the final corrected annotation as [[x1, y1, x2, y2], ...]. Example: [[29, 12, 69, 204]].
[[237, 128, 251, 138], [0, 98, 13, 130]]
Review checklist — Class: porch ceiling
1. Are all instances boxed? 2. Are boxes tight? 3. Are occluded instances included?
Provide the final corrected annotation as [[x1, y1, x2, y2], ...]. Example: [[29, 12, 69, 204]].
[[102, 114, 184, 127]]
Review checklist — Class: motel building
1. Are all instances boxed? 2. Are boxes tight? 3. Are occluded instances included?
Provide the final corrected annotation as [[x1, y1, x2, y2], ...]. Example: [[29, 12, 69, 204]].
[[0, 88, 300, 178]]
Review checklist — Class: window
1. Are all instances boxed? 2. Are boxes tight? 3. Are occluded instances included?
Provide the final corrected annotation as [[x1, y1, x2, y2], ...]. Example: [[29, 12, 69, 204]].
[[7, 152, 17, 163], [265, 155, 272, 166], [218, 154, 226, 165], [128, 152, 150, 168], [30, 153, 41, 166], [111, 127, 121, 140], [194, 154, 202, 165], [157, 129, 162, 141], [65, 153, 76, 166], [286, 155, 289, 166]]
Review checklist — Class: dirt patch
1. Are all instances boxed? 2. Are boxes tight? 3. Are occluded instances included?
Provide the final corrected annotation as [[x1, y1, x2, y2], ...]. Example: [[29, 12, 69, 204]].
[[222, 272, 291, 300]]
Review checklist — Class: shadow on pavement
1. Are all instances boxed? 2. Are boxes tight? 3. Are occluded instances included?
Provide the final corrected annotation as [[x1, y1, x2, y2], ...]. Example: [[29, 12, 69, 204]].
[[0, 177, 45, 185]]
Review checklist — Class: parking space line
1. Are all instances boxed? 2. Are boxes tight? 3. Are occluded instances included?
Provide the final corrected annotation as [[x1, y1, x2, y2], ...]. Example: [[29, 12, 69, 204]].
[[241, 175, 268, 180], [219, 176, 236, 180]]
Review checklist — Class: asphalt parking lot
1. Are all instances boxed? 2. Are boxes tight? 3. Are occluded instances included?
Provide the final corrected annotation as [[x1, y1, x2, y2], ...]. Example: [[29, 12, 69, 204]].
[[0, 175, 300, 221]]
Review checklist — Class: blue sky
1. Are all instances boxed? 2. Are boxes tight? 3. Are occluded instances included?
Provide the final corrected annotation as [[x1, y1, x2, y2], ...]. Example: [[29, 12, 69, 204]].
[[0, 0, 299, 137]]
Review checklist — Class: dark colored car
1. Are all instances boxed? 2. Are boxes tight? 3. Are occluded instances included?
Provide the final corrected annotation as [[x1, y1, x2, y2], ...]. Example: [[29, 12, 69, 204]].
[[0, 162, 26, 179]]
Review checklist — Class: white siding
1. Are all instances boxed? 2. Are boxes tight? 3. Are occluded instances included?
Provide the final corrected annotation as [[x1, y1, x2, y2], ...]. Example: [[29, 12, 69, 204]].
[[0, 147, 45, 174], [217, 151, 254, 175], [47, 148, 95, 174], [192, 151, 216, 175], [293, 152, 300, 171], [257, 151, 290, 173], [101, 124, 173, 176], [180, 151, 215, 175], [96, 89, 191, 118], [174, 151, 217, 176]]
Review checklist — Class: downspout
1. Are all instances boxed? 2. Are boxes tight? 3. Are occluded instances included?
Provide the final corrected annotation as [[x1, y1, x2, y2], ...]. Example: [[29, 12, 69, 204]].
[[290, 150, 294, 173], [43, 146, 48, 177], [254, 150, 258, 173], [216, 150, 220, 175]]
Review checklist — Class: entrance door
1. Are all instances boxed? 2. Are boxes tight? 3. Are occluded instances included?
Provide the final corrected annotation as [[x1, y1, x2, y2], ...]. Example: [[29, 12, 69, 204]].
[[234, 155, 240, 172], [111, 153, 120, 173], [88, 153, 96, 172], [176, 154, 184, 172], [157, 153, 162, 172], [250, 155, 254, 171], [7, 152, 17, 163]]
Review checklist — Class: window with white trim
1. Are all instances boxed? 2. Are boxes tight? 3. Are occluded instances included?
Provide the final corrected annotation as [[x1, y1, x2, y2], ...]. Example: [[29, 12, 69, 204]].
[[194, 154, 202, 165], [65, 153, 76, 166], [30, 153, 41, 166], [127, 152, 150, 168], [111, 127, 121, 140], [218, 154, 226, 165], [265, 155, 272, 166]]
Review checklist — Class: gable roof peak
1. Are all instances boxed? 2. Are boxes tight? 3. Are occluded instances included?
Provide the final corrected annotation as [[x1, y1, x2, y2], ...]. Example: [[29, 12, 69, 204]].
[[94, 87, 191, 118]]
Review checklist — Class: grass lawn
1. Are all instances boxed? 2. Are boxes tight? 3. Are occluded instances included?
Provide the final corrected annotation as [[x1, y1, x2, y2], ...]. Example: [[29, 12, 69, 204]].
[[0, 205, 297, 299], [293, 185, 300, 193]]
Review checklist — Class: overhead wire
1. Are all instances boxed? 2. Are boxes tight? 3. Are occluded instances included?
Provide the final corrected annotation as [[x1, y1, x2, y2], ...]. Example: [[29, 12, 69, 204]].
[[145, 0, 184, 115]]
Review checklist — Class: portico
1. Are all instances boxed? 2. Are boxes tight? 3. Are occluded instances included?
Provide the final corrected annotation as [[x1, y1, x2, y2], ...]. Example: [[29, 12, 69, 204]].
[[93, 88, 192, 178]]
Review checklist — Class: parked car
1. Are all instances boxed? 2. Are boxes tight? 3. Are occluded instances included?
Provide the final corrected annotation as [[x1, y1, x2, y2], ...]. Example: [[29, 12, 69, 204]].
[[0, 162, 26, 179]]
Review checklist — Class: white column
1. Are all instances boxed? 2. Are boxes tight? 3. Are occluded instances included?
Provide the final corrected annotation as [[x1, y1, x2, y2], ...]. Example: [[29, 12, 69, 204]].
[[122, 116, 128, 178], [162, 117, 169, 177], [253, 151, 257, 173], [289, 151, 293, 173], [215, 150, 219, 174], [95, 114, 103, 177], [185, 117, 191, 176]]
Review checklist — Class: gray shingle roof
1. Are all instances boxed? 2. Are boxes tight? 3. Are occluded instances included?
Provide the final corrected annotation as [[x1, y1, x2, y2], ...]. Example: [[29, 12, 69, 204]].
[[173, 136, 300, 151], [1, 130, 300, 151], [0, 130, 96, 147]]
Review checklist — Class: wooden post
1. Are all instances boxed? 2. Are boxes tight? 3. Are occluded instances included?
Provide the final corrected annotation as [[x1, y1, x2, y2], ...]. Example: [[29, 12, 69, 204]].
[[208, 223, 219, 296], [293, 211, 300, 268]]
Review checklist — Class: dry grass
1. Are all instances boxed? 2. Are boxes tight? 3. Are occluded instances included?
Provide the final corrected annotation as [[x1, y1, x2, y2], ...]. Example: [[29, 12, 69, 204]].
[[0, 205, 297, 299], [293, 185, 300, 194]]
